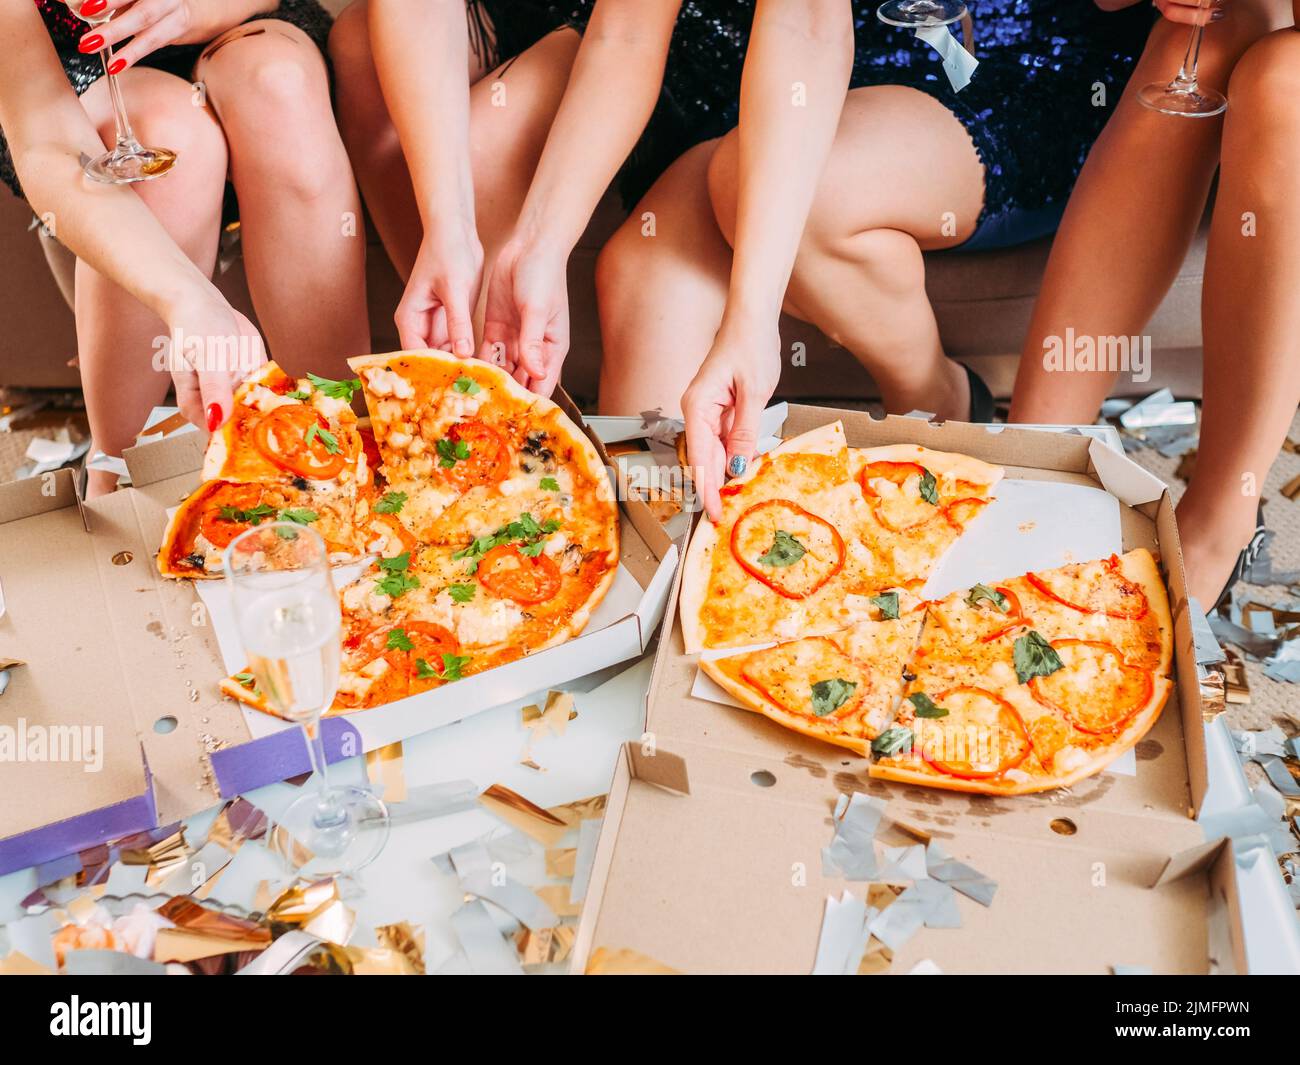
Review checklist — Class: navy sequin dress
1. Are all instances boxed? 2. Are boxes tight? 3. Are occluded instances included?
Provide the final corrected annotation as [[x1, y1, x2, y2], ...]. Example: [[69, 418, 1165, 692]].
[[0, 0, 334, 199], [551, 0, 1154, 250]]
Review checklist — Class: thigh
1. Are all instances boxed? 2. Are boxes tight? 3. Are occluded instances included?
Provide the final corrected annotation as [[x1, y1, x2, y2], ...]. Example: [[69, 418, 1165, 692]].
[[708, 84, 986, 253]]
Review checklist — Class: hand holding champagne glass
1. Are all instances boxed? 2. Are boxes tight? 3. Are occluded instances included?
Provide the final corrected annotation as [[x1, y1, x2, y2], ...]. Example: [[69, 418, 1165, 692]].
[[224, 523, 389, 879], [73, 1, 177, 182], [1138, 0, 1228, 117]]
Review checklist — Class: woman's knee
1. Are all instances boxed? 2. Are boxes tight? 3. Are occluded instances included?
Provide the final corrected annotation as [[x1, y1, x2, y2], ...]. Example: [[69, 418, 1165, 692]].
[[1228, 29, 1300, 116]]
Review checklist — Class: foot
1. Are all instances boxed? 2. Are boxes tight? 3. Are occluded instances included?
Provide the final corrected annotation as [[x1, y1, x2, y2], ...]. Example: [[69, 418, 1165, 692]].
[[884, 358, 969, 421], [1174, 490, 1263, 608]]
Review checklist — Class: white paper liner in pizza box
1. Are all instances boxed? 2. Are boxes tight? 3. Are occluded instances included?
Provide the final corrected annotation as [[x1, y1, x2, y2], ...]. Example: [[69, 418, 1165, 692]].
[[192, 555, 670, 747], [687, 476, 1137, 776]]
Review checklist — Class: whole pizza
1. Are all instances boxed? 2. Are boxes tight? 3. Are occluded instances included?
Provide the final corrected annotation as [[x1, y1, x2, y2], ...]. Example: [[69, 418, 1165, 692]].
[[688, 422, 1175, 796], [158, 351, 620, 715]]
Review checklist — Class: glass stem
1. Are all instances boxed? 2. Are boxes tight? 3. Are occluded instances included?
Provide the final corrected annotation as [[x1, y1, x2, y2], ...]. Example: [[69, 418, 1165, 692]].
[[98, 46, 140, 153], [1173, 23, 1206, 89], [302, 716, 347, 828]]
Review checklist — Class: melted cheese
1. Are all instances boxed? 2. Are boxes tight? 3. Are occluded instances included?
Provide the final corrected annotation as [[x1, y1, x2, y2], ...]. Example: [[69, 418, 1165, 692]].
[[453, 596, 524, 647], [364, 367, 414, 399]]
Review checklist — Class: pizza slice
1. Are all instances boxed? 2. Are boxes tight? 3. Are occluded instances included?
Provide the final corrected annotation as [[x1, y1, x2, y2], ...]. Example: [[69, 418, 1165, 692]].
[[157, 477, 370, 578], [700, 615, 924, 755], [681, 422, 889, 652], [849, 443, 1003, 591], [203, 362, 369, 490], [868, 548, 1173, 795]]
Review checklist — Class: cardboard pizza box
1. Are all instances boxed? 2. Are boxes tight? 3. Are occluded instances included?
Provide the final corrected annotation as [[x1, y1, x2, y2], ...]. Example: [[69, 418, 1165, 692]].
[[0, 391, 677, 875], [570, 407, 1255, 975]]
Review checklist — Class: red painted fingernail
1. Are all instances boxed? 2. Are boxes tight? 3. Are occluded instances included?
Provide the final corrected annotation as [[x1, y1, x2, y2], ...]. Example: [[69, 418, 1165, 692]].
[[107, 58, 127, 75], [206, 403, 223, 432], [78, 34, 104, 54], [81, 0, 108, 14]]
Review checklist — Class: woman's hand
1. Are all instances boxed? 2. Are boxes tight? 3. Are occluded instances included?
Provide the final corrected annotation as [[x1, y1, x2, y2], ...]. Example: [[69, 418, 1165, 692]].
[[681, 315, 782, 522], [1152, 0, 1228, 26], [64, 0, 252, 70], [479, 236, 570, 396], [395, 220, 484, 356], [163, 293, 266, 431]]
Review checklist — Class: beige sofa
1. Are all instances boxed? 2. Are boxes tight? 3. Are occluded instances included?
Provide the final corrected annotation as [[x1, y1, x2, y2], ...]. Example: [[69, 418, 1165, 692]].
[[0, 0, 1207, 405]]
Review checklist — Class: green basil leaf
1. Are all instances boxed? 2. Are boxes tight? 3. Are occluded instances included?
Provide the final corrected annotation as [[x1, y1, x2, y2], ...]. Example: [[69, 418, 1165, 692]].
[[1013, 630, 1065, 685], [965, 583, 1009, 613], [907, 692, 949, 719], [870, 592, 900, 620], [757, 530, 806, 568], [810, 678, 857, 717], [386, 628, 414, 652], [306, 373, 361, 401], [918, 468, 939, 505], [374, 491, 407, 514], [447, 583, 476, 603], [872, 726, 914, 757], [453, 376, 481, 395]]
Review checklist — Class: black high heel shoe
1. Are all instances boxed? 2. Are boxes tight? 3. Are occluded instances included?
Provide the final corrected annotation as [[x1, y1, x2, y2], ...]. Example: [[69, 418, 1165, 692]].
[[961, 363, 995, 423], [1213, 503, 1267, 612]]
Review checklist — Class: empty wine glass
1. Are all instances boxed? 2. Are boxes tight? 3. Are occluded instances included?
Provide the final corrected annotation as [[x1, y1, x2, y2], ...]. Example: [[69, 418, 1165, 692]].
[[1137, 0, 1227, 118], [877, 0, 967, 28], [76, 3, 178, 182], [224, 523, 389, 879]]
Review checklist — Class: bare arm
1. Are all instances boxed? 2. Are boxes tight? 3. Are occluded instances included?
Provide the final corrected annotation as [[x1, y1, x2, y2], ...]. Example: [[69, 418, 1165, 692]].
[[481, 0, 681, 390], [69, 0, 277, 69], [515, 0, 682, 256], [0, 3, 263, 427], [683, 0, 854, 519]]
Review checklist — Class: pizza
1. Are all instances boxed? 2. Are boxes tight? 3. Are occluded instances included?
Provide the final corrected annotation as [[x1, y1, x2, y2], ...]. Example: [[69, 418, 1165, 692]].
[[680, 423, 1000, 652], [699, 547, 1172, 795], [869, 548, 1172, 794], [701, 616, 925, 755], [184, 349, 620, 717]]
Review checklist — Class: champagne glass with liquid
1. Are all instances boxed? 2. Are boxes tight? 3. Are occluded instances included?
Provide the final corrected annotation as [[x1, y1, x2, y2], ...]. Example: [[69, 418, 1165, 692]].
[[75, 2, 178, 182], [224, 523, 388, 878]]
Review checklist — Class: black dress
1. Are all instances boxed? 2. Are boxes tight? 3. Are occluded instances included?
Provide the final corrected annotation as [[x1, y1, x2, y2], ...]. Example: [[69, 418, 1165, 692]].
[[0, 0, 334, 199], [549, 0, 1155, 250]]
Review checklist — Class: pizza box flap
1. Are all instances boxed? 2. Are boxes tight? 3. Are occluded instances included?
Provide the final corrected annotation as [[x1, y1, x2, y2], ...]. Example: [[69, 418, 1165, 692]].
[[0, 470, 159, 855], [574, 407, 1218, 974]]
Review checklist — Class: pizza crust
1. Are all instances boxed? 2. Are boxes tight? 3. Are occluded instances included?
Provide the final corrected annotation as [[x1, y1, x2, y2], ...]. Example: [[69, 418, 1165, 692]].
[[851, 442, 1005, 490], [869, 675, 1172, 796], [1115, 547, 1175, 677]]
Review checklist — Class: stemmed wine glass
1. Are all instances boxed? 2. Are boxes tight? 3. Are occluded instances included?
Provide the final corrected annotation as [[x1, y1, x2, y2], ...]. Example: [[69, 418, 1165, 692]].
[[224, 523, 389, 879], [76, 2, 178, 182], [877, 0, 967, 28], [1137, 0, 1227, 117]]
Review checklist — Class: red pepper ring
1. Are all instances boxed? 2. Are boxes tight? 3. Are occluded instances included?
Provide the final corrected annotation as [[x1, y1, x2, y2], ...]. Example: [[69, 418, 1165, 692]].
[[915, 685, 1031, 780], [1024, 560, 1150, 620], [1028, 638, 1154, 735], [730, 498, 846, 600], [978, 585, 1030, 643]]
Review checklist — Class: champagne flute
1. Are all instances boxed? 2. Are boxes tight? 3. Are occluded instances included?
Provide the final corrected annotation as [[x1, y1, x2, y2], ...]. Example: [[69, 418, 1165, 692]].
[[877, 0, 967, 28], [76, 3, 178, 182], [224, 523, 389, 878], [1137, 0, 1227, 117]]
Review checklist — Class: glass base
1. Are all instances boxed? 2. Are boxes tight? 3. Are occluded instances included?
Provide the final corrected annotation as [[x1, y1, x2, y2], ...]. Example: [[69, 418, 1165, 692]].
[[272, 784, 390, 879], [1137, 80, 1227, 118], [83, 144, 178, 184], [877, 0, 966, 27]]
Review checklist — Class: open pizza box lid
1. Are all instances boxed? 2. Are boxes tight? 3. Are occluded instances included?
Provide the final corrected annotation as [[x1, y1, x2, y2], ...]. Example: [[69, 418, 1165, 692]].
[[0, 391, 677, 876], [569, 406, 1257, 974]]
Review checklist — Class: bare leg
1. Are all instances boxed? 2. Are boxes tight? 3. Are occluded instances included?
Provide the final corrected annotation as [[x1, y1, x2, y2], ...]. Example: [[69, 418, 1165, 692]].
[[195, 21, 369, 380], [708, 85, 985, 419], [1177, 27, 1300, 606], [1009, 2, 1284, 423], [468, 28, 582, 304], [73, 69, 227, 496], [596, 141, 733, 416], [330, 0, 491, 279]]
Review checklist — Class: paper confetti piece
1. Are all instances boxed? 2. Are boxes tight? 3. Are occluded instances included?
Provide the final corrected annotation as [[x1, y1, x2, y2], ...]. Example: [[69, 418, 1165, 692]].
[[822, 792, 886, 880], [812, 891, 869, 975], [450, 900, 524, 975]]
